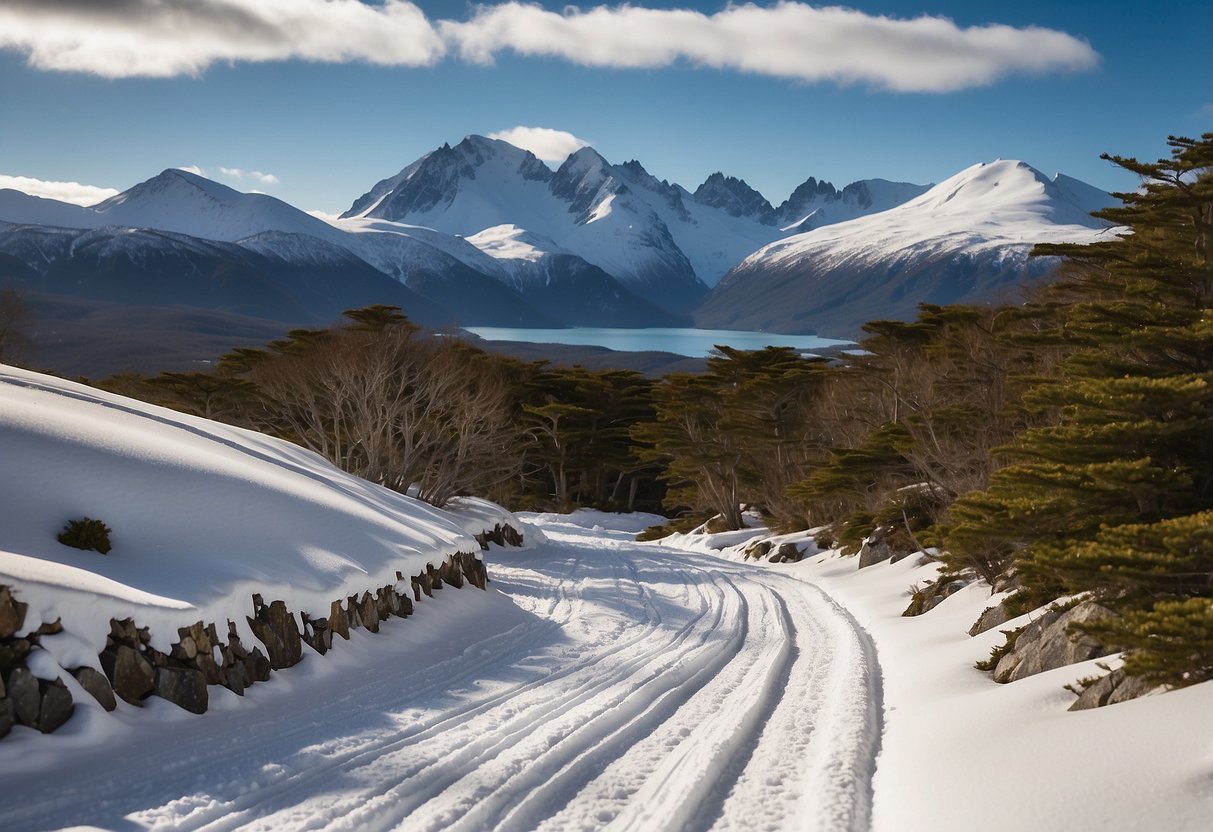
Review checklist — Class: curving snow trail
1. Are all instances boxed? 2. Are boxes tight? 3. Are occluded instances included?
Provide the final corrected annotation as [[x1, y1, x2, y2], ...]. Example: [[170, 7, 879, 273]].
[[0, 513, 880, 832]]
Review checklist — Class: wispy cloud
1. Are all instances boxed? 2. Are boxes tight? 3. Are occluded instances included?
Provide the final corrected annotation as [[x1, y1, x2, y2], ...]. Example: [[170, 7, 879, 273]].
[[218, 167, 280, 185], [443, 2, 1099, 92], [487, 126, 591, 162], [0, 0, 443, 79], [177, 165, 207, 176], [0, 173, 118, 206], [0, 1, 1098, 92]]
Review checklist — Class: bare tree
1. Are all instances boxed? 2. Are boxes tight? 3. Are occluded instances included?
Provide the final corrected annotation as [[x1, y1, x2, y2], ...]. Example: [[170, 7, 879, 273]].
[[245, 320, 522, 508]]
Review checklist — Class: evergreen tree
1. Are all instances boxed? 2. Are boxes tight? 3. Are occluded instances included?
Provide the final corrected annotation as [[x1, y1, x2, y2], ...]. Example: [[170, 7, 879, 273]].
[[946, 133, 1213, 685]]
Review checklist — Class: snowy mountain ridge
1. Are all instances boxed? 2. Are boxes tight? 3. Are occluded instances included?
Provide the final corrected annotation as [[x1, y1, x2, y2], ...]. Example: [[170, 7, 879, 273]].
[[696, 159, 1120, 337], [0, 142, 1115, 338], [339, 134, 935, 305]]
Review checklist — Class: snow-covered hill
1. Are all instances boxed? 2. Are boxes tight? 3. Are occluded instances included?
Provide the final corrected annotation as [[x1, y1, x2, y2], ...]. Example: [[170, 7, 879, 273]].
[[696, 160, 1119, 338], [0, 364, 512, 663]]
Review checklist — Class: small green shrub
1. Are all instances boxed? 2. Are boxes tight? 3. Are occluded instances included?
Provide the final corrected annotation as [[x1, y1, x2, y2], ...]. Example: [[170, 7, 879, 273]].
[[975, 626, 1025, 672], [57, 517, 112, 554], [636, 513, 710, 542]]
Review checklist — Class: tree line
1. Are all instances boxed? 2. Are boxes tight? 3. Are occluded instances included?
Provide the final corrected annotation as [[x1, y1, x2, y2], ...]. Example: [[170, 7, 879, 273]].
[[86, 132, 1211, 691]]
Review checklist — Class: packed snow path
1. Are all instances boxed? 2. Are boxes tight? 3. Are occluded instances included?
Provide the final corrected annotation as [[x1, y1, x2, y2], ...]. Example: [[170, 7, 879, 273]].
[[0, 513, 880, 832]]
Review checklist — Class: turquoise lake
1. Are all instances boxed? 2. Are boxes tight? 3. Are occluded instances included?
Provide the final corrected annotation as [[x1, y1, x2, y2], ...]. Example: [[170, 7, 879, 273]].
[[462, 327, 853, 358]]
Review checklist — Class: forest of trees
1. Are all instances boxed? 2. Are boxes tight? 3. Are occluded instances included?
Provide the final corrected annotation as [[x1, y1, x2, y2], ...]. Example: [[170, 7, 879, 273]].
[[83, 132, 1212, 692]]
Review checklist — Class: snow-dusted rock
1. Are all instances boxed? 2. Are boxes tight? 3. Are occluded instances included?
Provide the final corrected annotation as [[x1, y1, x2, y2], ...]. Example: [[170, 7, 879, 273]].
[[993, 601, 1119, 683], [71, 666, 116, 712], [968, 600, 1013, 636], [154, 665, 208, 715], [1069, 668, 1160, 710]]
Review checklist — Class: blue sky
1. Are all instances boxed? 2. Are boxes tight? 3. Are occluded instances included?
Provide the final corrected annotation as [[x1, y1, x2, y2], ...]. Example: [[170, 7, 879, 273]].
[[0, 1, 1208, 213]]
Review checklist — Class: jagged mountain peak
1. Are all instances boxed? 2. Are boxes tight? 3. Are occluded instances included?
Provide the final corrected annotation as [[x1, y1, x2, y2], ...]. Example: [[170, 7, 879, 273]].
[[777, 176, 840, 214], [692, 173, 776, 224], [453, 134, 551, 180], [343, 135, 553, 222]]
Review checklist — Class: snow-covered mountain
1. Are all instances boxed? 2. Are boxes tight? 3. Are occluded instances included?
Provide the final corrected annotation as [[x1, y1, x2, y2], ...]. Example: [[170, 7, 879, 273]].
[[342, 135, 932, 314], [0, 148, 1115, 347], [0, 171, 562, 328], [695, 160, 1119, 339], [0, 170, 348, 247], [342, 137, 707, 312]]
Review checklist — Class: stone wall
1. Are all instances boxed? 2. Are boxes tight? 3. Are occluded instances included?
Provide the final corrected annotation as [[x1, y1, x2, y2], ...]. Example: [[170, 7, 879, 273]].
[[0, 537, 505, 740]]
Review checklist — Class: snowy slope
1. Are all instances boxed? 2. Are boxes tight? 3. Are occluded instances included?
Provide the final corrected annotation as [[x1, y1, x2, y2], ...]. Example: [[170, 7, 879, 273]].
[[697, 160, 1119, 337], [671, 523, 1213, 832], [3, 506, 1207, 830], [731, 160, 1114, 277], [0, 364, 512, 659], [775, 177, 932, 233], [0, 509, 880, 831], [0, 189, 93, 229], [459, 224, 685, 327]]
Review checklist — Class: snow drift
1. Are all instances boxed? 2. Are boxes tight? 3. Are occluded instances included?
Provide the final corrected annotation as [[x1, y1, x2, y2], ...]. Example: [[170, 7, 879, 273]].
[[0, 364, 514, 663]]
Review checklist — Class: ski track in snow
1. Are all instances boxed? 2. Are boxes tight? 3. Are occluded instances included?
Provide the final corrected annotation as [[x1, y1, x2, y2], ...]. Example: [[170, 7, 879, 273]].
[[0, 516, 880, 832]]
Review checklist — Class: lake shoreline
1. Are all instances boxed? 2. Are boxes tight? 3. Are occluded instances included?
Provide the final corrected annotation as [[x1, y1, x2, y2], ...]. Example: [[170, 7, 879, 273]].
[[462, 326, 854, 359]]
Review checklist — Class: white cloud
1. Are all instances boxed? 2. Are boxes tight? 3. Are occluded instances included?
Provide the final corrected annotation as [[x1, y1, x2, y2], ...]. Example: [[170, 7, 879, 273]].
[[0, 0, 444, 79], [486, 126, 591, 161], [177, 165, 206, 176], [0, 1, 1098, 92], [218, 166, 280, 185], [442, 2, 1099, 92], [0, 173, 118, 206]]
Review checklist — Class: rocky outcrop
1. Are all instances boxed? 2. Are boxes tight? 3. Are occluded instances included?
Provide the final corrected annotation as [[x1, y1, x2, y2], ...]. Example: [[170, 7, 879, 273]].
[[0, 593, 78, 735], [1068, 668, 1160, 710], [0, 542, 507, 739], [72, 666, 117, 711], [903, 574, 968, 616], [992, 602, 1118, 684], [475, 523, 524, 552], [740, 540, 806, 564], [968, 600, 1013, 636], [742, 540, 771, 561], [857, 525, 915, 569], [0, 587, 26, 639], [769, 543, 805, 564]]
